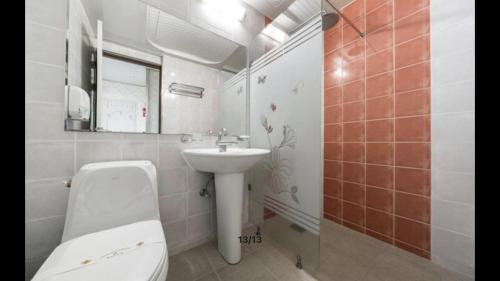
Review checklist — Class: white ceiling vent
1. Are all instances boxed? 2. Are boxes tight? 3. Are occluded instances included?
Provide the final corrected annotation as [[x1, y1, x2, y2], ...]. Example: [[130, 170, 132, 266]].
[[145, 6, 240, 66]]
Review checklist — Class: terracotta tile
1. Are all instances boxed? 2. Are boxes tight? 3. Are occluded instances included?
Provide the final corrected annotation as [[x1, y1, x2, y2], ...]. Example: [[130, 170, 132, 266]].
[[342, 39, 365, 64], [395, 240, 430, 259], [395, 167, 430, 196], [325, 69, 341, 88], [325, 142, 342, 160], [343, 201, 365, 227], [324, 178, 341, 198], [343, 142, 365, 163], [343, 17, 365, 46], [325, 49, 342, 72], [325, 124, 342, 142], [366, 164, 394, 189], [366, 119, 394, 141], [395, 62, 430, 93], [395, 89, 430, 116], [366, 0, 390, 13], [343, 220, 365, 233], [367, 48, 393, 77], [395, 116, 430, 141], [395, 192, 430, 223], [395, 34, 430, 69], [324, 29, 342, 54], [395, 0, 430, 21], [366, 72, 394, 98], [343, 80, 365, 103], [343, 181, 365, 205], [324, 196, 341, 217], [343, 101, 365, 122], [343, 59, 365, 83], [366, 95, 394, 120], [395, 8, 430, 44], [366, 143, 394, 165], [325, 105, 342, 124], [366, 2, 393, 34], [325, 86, 342, 106], [324, 212, 342, 224], [343, 0, 364, 22], [343, 162, 365, 184], [366, 208, 393, 237], [366, 23, 393, 55], [343, 122, 365, 142], [366, 229, 393, 244], [395, 143, 430, 169], [324, 160, 341, 179], [395, 216, 430, 251], [366, 186, 393, 212]]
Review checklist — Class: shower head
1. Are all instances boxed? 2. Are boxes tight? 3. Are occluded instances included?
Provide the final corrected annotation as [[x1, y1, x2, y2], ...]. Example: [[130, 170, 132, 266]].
[[321, 12, 340, 31]]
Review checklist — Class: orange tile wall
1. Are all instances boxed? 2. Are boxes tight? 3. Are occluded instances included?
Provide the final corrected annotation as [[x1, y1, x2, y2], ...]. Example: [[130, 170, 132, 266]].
[[323, 0, 431, 258]]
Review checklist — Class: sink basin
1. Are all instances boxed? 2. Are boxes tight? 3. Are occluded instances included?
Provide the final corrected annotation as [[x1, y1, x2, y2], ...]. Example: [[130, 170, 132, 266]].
[[181, 147, 269, 264], [182, 148, 270, 173]]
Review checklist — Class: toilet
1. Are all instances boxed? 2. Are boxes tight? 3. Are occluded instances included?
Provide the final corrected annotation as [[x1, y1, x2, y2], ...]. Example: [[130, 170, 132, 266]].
[[32, 161, 168, 281]]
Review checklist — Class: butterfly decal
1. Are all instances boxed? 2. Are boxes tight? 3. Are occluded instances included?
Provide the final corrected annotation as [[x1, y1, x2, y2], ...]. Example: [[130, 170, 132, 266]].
[[258, 75, 267, 84]]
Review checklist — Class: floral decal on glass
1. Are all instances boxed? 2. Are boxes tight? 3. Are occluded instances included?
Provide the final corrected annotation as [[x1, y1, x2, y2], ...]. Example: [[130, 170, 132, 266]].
[[260, 103, 299, 204]]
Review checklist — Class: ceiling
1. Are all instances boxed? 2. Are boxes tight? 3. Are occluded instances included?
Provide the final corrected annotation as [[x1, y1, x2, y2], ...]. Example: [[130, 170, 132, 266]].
[[242, 0, 354, 20], [80, 0, 246, 71]]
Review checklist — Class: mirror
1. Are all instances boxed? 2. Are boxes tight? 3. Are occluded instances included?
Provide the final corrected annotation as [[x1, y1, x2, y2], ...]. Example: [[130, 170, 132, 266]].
[[65, 0, 250, 136]]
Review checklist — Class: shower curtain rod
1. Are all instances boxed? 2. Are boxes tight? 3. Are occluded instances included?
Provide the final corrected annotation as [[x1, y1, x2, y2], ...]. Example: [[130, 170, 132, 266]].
[[324, 0, 365, 37]]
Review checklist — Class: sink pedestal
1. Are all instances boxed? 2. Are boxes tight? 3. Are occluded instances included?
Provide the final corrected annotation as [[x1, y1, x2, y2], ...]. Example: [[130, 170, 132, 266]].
[[214, 172, 244, 264]]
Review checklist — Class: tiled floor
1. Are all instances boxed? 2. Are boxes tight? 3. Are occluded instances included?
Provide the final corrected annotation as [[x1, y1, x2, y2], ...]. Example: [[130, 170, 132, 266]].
[[166, 219, 473, 281]]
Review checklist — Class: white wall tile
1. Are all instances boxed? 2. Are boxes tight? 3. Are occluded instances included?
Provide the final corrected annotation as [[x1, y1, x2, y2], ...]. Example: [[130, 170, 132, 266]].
[[432, 199, 474, 237], [121, 141, 159, 167], [159, 142, 188, 169], [25, 255, 48, 281], [25, 216, 65, 259], [431, 17, 474, 58], [26, 142, 75, 180], [25, 22, 65, 66], [188, 191, 211, 216], [432, 112, 474, 144], [158, 167, 187, 197], [25, 62, 65, 103], [159, 194, 186, 223], [26, 0, 67, 29], [431, 227, 475, 278], [433, 142, 475, 173], [163, 220, 187, 250], [432, 80, 474, 114], [26, 102, 73, 141], [188, 167, 212, 191], [187, 212, 212, 241], [75, 132, 122, 141], [25, 179, 70, 220], [75, 141, 121, 169], [431, 0, 474, 32], [432, 49, 475, 86], [432, 170, 474, 205]]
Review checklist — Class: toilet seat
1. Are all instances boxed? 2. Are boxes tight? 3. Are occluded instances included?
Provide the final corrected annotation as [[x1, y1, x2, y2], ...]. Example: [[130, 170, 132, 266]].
[[32, 220, 168, 281]]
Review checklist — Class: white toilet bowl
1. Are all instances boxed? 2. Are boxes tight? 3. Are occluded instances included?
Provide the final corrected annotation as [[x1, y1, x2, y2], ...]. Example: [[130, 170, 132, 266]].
[[32, 161, 168, 281]]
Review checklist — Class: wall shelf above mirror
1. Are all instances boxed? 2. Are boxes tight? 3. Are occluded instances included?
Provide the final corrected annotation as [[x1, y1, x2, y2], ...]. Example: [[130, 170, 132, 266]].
[[65, 0, 250, 136]]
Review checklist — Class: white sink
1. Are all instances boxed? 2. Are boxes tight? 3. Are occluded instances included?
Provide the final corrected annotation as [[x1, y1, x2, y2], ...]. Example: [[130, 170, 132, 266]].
[[182, 147, 270, 264], [182, 148, 270, 173]]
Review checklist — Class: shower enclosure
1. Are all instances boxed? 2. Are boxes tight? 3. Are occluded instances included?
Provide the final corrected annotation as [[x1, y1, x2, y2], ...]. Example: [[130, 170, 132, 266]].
[[247, 0, 325, 272]]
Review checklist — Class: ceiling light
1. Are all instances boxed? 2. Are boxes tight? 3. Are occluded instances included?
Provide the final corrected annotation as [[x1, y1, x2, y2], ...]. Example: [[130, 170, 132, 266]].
[[262, 24, 288, 43], [202, 0, 246, 21]]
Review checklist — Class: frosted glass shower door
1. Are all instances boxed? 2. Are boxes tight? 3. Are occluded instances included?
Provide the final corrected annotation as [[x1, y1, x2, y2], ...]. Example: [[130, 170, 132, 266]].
[[248, 16, 323, 271]]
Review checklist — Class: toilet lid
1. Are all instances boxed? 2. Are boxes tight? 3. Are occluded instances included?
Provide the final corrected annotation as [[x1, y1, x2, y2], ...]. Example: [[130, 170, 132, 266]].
[[32, 220, 168, 281]]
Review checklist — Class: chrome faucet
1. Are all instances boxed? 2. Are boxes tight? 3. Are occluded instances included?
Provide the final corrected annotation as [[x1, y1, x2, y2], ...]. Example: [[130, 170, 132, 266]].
[[216, 128, 237, 152]]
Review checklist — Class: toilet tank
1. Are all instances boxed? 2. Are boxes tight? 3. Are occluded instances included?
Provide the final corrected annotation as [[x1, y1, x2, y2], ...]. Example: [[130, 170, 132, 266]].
[[61, 161, 160, 242]]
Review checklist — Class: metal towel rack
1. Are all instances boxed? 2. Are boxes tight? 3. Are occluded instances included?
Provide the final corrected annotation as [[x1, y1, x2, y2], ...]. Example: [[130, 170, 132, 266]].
[[168, 82, 204, 98]]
